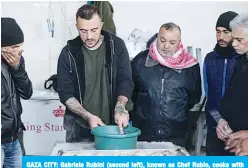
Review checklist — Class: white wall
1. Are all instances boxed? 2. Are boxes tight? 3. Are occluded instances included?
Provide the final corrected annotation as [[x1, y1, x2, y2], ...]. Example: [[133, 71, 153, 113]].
[[112, 1, 248, 65], [1, 1, 85, 89], [1, 1, 248, 90]]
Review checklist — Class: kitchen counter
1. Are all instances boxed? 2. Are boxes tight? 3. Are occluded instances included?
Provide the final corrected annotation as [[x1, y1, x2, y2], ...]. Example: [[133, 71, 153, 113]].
[[50, 142, 189, 156]]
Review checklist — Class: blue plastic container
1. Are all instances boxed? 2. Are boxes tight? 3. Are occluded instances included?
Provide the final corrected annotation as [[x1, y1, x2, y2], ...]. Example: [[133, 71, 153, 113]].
[[91, 125, 141, 150]]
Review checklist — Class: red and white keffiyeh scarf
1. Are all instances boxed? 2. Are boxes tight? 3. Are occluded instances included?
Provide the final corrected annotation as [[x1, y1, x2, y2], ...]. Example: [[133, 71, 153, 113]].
[[149, 39, 198, 69]]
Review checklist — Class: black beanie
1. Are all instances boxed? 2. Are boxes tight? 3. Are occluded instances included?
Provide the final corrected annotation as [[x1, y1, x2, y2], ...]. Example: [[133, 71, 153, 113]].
[[1, 17, 24, 47], [216, 11, 238, 31]]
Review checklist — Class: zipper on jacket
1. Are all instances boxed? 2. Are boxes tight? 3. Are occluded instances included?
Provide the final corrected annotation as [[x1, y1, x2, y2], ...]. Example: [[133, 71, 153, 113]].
[[9, 73, 17, 142], [160, 78, 165, 118], [109, 33, 115, 124], [222, 59, 228, 97], [158, 69, 165, 137], [161, 79, 164, 95], [68, 51, 83, 105]]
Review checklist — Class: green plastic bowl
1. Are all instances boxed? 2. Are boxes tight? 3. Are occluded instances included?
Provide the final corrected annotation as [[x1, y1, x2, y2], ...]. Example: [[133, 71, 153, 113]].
[[91, 125, 141, 150]]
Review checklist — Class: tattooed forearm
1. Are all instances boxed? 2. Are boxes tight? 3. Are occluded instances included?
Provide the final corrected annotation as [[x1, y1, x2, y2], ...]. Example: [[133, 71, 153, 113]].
[[117, 96, 128, 106], [65, 97, 91, 120], [115, 96, 129, 114]]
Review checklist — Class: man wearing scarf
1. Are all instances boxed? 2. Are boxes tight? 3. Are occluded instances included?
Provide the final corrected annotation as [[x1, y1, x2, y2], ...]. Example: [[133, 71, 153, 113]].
[[131, 22, 201, 147], [203, 11, 239, 156]]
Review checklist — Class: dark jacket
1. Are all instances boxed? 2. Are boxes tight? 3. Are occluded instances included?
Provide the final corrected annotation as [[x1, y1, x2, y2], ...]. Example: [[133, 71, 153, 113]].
[[131, 50, 201, 146], [203, 47, 238, 128], [220, 54, 248, 132], [1, 57, 33, 144], [91, 1, 116, 34], [57, 30, 133, 135], [146, 33, 157, 49]]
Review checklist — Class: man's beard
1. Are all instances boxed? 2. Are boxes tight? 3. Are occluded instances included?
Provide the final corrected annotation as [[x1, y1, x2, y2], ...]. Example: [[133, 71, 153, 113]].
[[218, 39, 233, 47], [158, 49, 175, 57], [84, 38, 100, 48], [162, 52, 174, 57]]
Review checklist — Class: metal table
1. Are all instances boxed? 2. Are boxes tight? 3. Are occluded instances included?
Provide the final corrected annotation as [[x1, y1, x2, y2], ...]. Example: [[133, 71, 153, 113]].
[[50, 141, 189, 156]]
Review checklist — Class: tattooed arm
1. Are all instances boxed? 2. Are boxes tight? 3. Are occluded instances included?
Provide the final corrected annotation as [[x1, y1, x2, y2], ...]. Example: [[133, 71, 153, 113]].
[[114, 96, 130, 134], [65, 97, 105, 129], [65, 97, 91, 120], [115, 96, 129, 114]]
